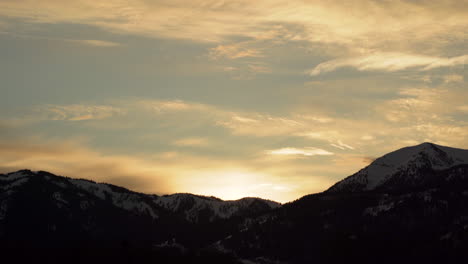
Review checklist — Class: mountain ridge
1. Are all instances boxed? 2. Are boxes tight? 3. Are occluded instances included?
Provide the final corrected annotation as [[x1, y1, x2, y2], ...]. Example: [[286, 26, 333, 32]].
[[0, 169, 281, 224], [1, 169, 280, 204], [326, 142, 468, 193], [2, 142, 468, 263]]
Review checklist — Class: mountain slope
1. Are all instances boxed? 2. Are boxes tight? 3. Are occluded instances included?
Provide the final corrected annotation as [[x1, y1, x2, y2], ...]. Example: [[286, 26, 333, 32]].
[[0, 170, 280, 224], [327, 142, 468, 192], [156, 193, 280, 223], [216, 143, 468, 263], [0, 169, 280, 253]]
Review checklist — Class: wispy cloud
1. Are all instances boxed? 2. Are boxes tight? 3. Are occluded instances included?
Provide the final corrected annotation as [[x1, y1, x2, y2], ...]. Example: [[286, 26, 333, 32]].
[[138, 99, 212, 113], [309, 53, 468, 75], [34, 104, 125, 121], [330, 141, 354, 150], [209, 43, 262, 59], [20, 96, 468, 153], [173, 137, 209, 147], [376, 88, 446, 123], [457, 105, 468, 113], [220, 62, 272, 80], [218, 114, 305, 136], [267, 147, 333, 157], [65, 39, 121, 47], [443, 74, 464, 84], [0, 0, 466, 55]]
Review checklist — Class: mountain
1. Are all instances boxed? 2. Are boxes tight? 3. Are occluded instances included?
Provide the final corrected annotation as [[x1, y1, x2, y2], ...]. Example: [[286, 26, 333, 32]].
[[155, 193, 280, 223], [327, 142, 468, 192], [216, 143, 468, 263], [2, 142, 468, 263], [0, 170, 279, 263], [0, 170, 279, 224]]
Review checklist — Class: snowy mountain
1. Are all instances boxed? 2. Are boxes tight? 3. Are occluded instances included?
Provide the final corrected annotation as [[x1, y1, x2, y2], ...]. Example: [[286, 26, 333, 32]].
[[327, 142, 468, 192], [0, 170, 280, 225], [155, 193, 280, 223], [215, 143, 468, 263], [0, 169, 281, 263], [3, 143, 468, 263]]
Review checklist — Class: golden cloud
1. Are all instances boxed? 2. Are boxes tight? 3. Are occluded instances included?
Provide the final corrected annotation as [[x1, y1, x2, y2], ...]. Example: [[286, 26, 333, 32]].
[[173, 137, 210, 147], [65, 39, 122, 47], [309, 53, 468, 75], [33, 104, 125, 121], [209, 43, 263, 59], [267, 147, 334, 157], [0, 137, 170, 193], [0, 0, 466, 55], [23, 95, 468, 154]]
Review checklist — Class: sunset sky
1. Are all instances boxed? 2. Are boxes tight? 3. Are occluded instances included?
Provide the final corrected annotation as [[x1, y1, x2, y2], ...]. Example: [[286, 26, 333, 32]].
[[1, 0, 467, 203]]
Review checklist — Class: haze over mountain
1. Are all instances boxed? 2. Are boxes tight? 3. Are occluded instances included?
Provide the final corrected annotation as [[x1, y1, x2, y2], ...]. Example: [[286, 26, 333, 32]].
[[1, 143, 468, 263]]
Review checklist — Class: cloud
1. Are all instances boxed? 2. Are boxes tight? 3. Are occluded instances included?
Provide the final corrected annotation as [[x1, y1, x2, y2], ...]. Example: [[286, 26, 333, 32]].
[[330, 141, 354, 150], [0, 0, 466, 55], [458, 105, 468, 113], [0, 137, 169, 193], [443, 74, 464, 84], [220, 62, 272, 80], [209, 43, 263, 59], [34, 104, 125, 121], [309, 53, 468, 75], [18, 96, 468, 154], [126, 98, 468, 154], [217, 114, 305, 136], [65, 39, 122, 47], [0, 30, 121, 48], [376, 88, 454, 123], [267, 147, 333, 157], [138, 99, 212, 113], [135, 100, 316, 137], [173, 137, 209, 147], [247, 64, 271, 73]]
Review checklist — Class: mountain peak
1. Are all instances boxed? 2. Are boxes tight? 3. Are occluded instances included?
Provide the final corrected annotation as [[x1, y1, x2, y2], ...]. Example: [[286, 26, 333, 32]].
[[327, 143, 468, 193]]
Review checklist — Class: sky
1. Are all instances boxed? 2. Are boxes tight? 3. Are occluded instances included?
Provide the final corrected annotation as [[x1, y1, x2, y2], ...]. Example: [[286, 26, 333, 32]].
[[0, 0, 467, 203]]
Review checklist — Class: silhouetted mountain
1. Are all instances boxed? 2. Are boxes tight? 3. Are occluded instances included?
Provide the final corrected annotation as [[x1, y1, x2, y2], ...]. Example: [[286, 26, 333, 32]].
[[217, 143, 468, 263], [2, 142, 468, 263], [0, 170, 279, 263]]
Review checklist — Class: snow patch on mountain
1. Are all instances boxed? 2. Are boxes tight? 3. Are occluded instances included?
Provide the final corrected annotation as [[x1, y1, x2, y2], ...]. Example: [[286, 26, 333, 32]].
[[2, 177, 30, 190], [53, 191, 69, 206], [0, 171, 32, 193], [155, 194, 280, 222], [328, 143, 468, 192], [68, 179, 113, 200], [67, 178, 159, 219], [364, 201, 395, 216]]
